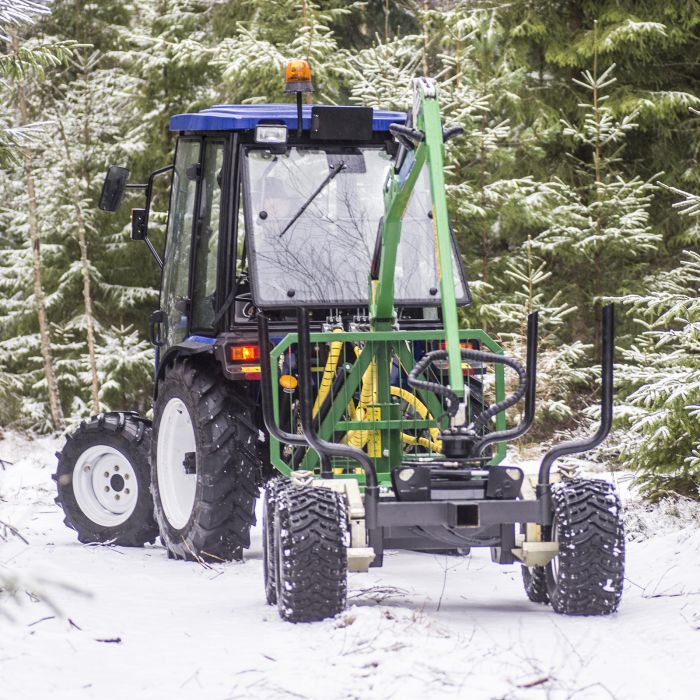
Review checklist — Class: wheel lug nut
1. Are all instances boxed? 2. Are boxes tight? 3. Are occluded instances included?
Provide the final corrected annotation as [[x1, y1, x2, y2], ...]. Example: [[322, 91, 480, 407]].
[[114, 465, 120, 472], [124, 488, 130, 495], [104, 471, 110, 478], [104, 486, 110, 492], [115, 494, 120, 500], [124, 474, 130, 480]]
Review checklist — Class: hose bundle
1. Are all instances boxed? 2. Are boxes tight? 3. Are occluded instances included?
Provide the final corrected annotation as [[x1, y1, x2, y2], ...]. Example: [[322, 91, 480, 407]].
[[407, 349, 527, 431]]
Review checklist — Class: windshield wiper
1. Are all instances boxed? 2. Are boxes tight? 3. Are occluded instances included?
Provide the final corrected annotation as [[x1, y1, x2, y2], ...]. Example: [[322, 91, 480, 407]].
[[278, 161, 346, 237]]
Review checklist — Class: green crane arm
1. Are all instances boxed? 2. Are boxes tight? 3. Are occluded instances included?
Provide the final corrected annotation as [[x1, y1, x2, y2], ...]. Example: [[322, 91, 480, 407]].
[[370, 78, 465, 399]]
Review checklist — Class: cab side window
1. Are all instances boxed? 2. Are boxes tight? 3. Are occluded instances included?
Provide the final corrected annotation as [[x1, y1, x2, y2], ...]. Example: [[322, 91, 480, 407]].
[[192, 140, 225, 330], [161, 138, 200, 348]]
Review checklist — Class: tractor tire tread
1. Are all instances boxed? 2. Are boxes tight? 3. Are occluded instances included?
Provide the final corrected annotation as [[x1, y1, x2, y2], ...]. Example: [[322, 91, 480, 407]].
[[263, 477, 291, 605], [153, 358, 261, 563]]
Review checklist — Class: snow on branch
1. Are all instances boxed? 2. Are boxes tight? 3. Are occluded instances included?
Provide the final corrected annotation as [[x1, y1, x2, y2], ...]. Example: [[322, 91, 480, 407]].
[[0, 0, 51, 40]]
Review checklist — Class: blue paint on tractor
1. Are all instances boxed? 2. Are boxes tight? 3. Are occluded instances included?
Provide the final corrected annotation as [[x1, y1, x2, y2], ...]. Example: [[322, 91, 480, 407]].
[[170, 104, 406, 133], [186, 335, 217, 345]]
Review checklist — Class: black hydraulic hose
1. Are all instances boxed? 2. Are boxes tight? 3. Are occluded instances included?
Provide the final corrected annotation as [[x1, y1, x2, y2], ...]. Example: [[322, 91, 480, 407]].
[[407, 348, 527, 430], [472, 312, 539, 455], [537, 304, 615, 486], [256, 313, 308, 448]]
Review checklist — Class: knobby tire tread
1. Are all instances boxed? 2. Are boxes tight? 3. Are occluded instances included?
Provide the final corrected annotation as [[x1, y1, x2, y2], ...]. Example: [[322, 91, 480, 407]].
[[275, 485, 348, 623], [547, 478, 625, 616], [152, 358, 261, 563]]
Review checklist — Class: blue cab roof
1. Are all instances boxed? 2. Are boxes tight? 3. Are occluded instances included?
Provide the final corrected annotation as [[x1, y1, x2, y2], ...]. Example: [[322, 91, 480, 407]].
[[169, 104, 406, 133]]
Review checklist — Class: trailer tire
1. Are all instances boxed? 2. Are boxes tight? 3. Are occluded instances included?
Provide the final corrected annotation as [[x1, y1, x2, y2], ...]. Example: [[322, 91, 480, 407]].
[[54, 412, 157, 546], [152, 359, 260, 562], [263, 477, 290, 605], [275, 485, 348, 623], [546, 478, 625, 616], [522, 566, 549, 604]]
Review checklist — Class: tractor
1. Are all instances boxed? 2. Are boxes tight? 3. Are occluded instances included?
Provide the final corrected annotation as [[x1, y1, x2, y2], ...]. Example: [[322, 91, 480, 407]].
[[54, 61, 625, 622]]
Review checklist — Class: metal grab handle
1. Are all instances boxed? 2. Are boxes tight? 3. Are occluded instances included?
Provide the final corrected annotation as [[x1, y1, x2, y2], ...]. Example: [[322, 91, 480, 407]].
[[442, 125, 463, 142], [295, 309, 377, 485], [537, 304, 615, 487], [472, 312, 539, 455], [148, 310, 165, 347], [256, 313, 308, 448], [295, 309, 379, 527]]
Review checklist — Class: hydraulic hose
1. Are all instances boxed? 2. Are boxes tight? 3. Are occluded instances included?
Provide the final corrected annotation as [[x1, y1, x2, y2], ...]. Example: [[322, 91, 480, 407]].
[[311, 328, 344, 419], [407, 348, 527, 431]]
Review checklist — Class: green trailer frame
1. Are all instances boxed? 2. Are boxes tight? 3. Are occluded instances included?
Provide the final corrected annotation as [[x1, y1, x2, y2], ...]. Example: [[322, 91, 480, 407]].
[[267, 328, 507, 487]]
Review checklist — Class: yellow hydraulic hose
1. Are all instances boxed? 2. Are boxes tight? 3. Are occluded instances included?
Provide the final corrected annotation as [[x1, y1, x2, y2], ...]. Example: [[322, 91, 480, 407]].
[[312, 339, 442, 464], [311, 328, 344, 419], [389, 386, 442, 452]]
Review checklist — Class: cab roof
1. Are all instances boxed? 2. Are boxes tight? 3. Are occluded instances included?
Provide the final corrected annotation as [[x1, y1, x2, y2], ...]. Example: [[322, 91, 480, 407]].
[[169, 104, 406, 133]]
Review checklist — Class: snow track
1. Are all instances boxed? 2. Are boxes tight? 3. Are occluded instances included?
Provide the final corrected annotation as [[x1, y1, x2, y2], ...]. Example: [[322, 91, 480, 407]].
[[1, 433, 698, 699]]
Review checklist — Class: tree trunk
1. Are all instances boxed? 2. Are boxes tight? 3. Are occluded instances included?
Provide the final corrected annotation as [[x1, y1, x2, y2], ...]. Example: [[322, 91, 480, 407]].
[[13, 38, 65, 430], [55, 117, 101, 414]]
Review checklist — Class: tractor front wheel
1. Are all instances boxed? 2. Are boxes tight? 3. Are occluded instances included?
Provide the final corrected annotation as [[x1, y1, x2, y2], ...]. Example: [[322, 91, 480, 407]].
[[275, 484, 348, 622], [152, 359, 260, 562], [54, 412, 158, 546], [546, 478, 625, 615]]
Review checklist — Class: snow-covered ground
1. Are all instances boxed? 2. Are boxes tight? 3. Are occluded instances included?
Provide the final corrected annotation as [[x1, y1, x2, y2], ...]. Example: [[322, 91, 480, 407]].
[[1, 432, 698, 700]]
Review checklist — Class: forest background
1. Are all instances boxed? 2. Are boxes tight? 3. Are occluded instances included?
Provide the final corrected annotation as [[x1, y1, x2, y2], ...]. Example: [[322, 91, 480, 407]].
[[0, 0, 698, 501]]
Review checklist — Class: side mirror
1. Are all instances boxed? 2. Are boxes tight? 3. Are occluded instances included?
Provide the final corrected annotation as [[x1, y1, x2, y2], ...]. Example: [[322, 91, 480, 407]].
[[99, 165, 130, 211], [131, 208, 147, 240]]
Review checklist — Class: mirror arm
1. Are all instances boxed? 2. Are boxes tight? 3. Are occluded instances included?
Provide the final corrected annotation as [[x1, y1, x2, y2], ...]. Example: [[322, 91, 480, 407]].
[[125, 183, 147, 190], [144, 237, 163, 270], [138, 164, 173, 270]]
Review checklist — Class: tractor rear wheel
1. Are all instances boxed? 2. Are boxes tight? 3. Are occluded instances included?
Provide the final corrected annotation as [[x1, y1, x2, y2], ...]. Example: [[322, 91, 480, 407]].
[[275, 484, 348, 623], [54, 412, 158, 546], [546, 478, 625, 615], [263, 476, 289, 605], [151, 359, 260, 562]]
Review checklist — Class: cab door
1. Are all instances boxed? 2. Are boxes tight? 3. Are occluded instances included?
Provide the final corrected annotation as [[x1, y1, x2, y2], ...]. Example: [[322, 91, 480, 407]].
[[190, 139, 226, 332], [160, 138, 201, 349]]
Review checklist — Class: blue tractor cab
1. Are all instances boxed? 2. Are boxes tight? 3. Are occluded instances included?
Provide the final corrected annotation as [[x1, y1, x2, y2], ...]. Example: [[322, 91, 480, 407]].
[[112, 101, 469, 383]]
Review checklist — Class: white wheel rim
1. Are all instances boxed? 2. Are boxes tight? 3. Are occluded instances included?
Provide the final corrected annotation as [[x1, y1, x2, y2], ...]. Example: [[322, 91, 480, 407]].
[[157, 398, 197, 530], [73, 445, 139, 527]]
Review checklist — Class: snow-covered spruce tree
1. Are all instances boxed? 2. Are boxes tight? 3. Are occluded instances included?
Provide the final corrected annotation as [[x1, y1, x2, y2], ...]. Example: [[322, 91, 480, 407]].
[[38, 51, 157, 421], [213, 0, 363, 106], [612, 184, 700, 500], [435, 6, 557, 305], [0, 2, 74, 431], [485, 238, 595, 435], [531, 49, 660, 347]]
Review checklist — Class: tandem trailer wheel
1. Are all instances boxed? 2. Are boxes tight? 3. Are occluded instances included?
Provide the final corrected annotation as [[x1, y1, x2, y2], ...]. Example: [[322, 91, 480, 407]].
[[273, 484, 348, 623]]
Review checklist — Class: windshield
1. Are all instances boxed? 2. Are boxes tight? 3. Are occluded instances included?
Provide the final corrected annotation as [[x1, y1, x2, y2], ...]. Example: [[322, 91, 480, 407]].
[[243, 146, 469, 308]]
